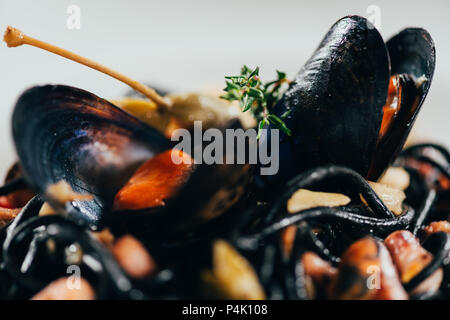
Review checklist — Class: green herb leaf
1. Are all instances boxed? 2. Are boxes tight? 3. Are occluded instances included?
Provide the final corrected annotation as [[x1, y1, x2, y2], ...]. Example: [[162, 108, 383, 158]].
[[280, 110, 292, 119], [248, 66, 260, 79], [268, 114, 292, 136], [221, 65, 290, 139], [248, 87, 264, 100]]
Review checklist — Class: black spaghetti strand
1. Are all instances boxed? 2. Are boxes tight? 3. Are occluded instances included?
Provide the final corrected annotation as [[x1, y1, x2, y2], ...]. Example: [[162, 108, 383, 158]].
[[412, 156, 450, 179], [0, 178, 27, 196], [401, 143, 450, 163], [259, 166, 396, 228], [2, 215, 137, 299], [237, 206, 414, 250], [411, 189, 437, 235]]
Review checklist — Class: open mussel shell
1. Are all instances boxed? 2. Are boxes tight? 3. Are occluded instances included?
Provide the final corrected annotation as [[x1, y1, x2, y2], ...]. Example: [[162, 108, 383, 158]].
[[269, 15, 389, 189], [108, 119, 253, 239], [266, 16, 435, 193], [12, 85, 171, 226], [387, 28, 435, 90], [368, 28, 436, 179], [12, 85, 252, 234]]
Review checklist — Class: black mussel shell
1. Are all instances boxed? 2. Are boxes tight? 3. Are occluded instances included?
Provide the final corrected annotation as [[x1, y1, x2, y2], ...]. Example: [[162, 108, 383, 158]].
[[12, 85, 252, 233], [12, 85, 172, 226], [368, 28, 436, 179], [387, 28, 435, 89], [268, 15, 389, 190], [367, 74, 421, 179], [263, 16, 435, 192], [108, 119, 253, 238]]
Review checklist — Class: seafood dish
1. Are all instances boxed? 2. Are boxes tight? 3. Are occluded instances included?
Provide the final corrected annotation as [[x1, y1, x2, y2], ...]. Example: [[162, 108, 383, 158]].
[[0, 15, 449, 300]]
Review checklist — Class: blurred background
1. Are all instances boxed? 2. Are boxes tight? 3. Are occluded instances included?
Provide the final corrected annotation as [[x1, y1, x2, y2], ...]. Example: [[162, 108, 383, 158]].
[[1, 0, 449, 176]]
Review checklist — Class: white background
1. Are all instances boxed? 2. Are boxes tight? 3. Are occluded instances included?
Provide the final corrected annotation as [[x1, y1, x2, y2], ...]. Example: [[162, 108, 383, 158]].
[[0, 0, 449, 176]]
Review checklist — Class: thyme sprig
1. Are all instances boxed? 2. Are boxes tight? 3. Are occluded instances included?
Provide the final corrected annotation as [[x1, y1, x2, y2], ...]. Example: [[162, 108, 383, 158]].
[[221, 65, 291, 139]]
